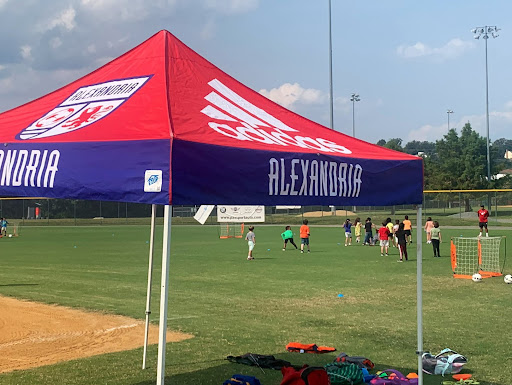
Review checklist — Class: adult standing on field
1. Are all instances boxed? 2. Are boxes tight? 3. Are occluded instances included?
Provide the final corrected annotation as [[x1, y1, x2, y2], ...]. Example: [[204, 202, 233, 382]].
[[478, 204, 489, 237], [403, 215, 412, 244]]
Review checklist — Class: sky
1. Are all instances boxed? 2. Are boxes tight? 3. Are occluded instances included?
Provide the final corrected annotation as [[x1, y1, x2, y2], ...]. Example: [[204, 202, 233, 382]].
[[1, 0, 511, 145]]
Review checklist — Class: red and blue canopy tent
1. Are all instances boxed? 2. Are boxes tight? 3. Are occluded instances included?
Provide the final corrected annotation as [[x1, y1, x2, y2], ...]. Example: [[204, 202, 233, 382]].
[[0, 30, 425, 384]]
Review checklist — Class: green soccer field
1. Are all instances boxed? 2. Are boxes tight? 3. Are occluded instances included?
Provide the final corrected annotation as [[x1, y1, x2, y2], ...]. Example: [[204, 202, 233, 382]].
[[0, 224, 510, 385]]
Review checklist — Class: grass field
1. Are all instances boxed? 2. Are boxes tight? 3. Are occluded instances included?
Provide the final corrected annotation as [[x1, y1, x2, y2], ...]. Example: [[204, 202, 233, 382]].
[[0, 224, 510, 385]]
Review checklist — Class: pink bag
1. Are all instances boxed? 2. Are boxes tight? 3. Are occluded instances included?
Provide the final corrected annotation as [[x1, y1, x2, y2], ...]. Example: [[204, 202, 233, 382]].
[[370, 369, 418, 385]]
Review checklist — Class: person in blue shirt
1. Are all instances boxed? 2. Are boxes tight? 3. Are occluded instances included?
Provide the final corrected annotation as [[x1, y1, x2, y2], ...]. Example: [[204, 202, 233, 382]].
[[343, 218, 352, 246], [1, 218, 8, 237]]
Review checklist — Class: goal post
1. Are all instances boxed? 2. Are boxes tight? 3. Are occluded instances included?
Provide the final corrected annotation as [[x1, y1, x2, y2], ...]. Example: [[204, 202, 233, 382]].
[[219, 223, 244, 239], [451, 236, 506, 279]]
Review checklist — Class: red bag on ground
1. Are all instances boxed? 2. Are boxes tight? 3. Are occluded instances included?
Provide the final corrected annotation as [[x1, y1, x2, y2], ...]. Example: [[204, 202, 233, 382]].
[[281, 365, 331, 385]]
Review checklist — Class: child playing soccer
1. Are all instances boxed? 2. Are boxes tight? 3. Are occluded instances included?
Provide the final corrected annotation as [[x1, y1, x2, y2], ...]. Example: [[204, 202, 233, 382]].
[[378, 221, 390, 256], [1, 217, 8, 237], [392, 219, 400, 248], [354, 217, 362, 243], [281, 226, 298, 251], [386, 218, 394, 247], [424, 216, 434, 244], [396, 222, 408, 262], [343, 218, 352, 246], [430, 221, 442, 257], [300, 219, 310, 253], [245, 226, 256, 260]]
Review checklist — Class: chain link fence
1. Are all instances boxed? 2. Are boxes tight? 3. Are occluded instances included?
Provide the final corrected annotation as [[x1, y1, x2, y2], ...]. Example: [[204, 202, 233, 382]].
[[2, 190, 512, 228]]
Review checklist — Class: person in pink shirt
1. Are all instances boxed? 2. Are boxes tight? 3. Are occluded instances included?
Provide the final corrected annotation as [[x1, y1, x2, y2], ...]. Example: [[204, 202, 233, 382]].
[[424, 217, 434, 244]]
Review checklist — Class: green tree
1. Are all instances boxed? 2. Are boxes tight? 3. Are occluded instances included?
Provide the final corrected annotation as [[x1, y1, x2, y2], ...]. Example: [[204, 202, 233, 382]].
[[403, 140, 436, 156], [376, 138, 404, 151], [425, 123, 499, 211]]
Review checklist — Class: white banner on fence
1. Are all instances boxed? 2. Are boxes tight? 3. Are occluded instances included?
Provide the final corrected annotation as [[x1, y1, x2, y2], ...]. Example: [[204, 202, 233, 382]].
[[194, 205, 216, 225], [217, 206, 265, 223]]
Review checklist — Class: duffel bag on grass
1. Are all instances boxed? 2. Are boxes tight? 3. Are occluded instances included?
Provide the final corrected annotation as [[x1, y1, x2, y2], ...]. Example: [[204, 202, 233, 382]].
[[422, 348, 467, 376], [369, 369, 418, 385]]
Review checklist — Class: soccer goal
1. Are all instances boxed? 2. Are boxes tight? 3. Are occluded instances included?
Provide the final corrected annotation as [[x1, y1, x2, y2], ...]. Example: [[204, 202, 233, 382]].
[[219, 223, 244, 239], [450, 236, 506, 279], [11, 222, 20, 236]]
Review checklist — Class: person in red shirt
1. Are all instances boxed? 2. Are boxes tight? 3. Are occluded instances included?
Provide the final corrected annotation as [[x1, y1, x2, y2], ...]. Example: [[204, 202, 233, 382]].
[[477, 204, 489, 237], [378, 221, 390, 256]]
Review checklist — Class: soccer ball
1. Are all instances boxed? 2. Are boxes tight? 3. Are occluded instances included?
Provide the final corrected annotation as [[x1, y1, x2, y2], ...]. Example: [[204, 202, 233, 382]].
[[472, 273, 482, 282], [8, 234, 12, 238], [504, 274, 512, 284]]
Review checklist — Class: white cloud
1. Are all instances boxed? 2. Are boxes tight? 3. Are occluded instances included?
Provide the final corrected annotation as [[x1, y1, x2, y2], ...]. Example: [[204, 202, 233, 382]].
[[0, 0, 8, 8], [504, 101, 512, 110], [50, 37, 62, 49], [204, 0, 259, 14], [259, 83, 326, 109], [80, 0, 179, 21], [397, 38, 474, 61], [43, 6, 76, 31], [20, 45, 32, 60]]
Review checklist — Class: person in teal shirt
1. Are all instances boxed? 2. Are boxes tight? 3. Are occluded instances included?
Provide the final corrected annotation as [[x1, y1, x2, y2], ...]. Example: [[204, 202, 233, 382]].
[[281, 226, 298, 251], [1, 218, 8, 237]]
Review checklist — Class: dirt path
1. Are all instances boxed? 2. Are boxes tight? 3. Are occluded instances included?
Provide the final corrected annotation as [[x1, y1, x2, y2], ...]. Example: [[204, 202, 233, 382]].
[[0, 296, 193, 373]]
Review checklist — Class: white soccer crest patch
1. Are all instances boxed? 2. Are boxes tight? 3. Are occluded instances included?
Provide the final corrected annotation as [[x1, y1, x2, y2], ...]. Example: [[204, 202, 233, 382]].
[[18, 76, 151, 140]]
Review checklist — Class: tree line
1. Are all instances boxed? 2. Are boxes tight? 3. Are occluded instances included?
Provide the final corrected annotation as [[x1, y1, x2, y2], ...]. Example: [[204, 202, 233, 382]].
[[377, 122, 512, 192]]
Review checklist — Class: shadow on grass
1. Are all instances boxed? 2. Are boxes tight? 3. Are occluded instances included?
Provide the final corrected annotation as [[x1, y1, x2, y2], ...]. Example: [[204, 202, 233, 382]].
[[0, 283, 39, 287], [134, 357, 503, 385]]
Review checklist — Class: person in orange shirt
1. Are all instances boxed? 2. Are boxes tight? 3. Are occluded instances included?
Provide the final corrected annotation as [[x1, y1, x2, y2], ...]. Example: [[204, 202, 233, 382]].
[[424, 216, 434, 244], [403, 215, 413, 244], [299, 219, 310, 253]]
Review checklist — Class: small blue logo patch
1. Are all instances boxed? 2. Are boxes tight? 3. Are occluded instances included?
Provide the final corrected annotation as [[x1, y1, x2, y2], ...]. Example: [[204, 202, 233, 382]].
[[147, 175, 159, 185]]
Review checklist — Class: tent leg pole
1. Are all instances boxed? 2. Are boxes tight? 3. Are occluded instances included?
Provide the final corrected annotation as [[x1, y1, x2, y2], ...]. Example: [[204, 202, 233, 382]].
[[157, 205, 172, 385], [142, 204, 157, 369], [416, 205, 423, 385]]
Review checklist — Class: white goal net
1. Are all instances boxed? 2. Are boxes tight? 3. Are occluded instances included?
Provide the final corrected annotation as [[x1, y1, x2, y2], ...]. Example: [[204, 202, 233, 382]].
[[450, 236, 505, 279]]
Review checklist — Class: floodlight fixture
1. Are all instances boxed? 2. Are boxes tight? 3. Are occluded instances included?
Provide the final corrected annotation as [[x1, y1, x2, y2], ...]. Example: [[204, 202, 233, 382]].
[[350, 93, 361, 137], [447, 110, 454, 130]]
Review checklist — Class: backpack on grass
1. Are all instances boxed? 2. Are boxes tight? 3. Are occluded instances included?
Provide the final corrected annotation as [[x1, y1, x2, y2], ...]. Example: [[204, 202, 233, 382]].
[[223, 374, 261, 385], [334, 352, 375, 370], [325, 362, 364, 385], [280, 365, 330, 385]]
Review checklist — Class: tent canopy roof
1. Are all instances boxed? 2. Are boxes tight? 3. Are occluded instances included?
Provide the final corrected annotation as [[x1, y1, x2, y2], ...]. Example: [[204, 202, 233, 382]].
[[0, 30, 423, 206]]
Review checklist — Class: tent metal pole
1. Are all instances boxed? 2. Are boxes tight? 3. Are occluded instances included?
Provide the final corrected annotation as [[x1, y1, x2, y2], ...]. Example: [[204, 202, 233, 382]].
[[156, 205, 172, 385], [142, 204, 157, 369], [416, 205, 423, 385]]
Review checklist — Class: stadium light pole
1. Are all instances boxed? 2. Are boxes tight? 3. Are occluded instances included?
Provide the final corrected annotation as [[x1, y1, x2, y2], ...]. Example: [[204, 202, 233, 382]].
[[328, 0, 334, 130], [472, 26, 499, 183], [446, 109, 453, 130], [350, 93, 360, 137]]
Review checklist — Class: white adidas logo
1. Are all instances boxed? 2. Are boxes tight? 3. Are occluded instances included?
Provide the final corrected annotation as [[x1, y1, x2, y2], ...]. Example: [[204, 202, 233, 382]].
[[201, 79, 352, 154]]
